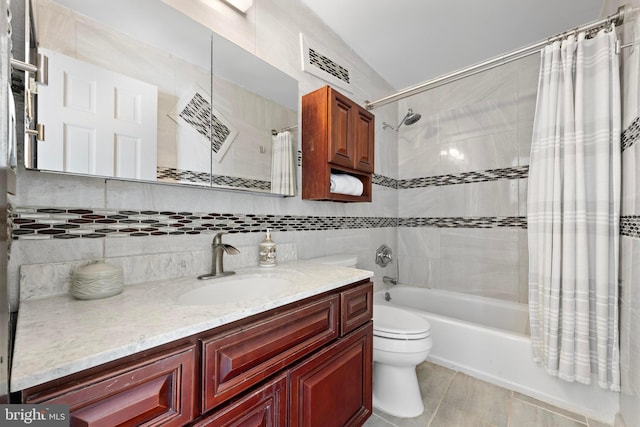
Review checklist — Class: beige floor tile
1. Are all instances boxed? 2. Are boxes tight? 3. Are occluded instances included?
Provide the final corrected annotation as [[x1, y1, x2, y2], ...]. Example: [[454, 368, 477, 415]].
[[441, 372, 512, 427], [373, 361, 454, 426], [362, 413, 398, 427], [429, 403, 497, 427], [416, 361, 457, 403], [513, 392, 587, 423], [373, 407, 433, 427], [508, 399, 588, 427]]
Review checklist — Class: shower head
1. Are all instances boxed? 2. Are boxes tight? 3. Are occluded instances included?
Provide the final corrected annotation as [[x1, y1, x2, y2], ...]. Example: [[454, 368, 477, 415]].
[[382, 108, 422, 131], [403, 109, 422, 126]]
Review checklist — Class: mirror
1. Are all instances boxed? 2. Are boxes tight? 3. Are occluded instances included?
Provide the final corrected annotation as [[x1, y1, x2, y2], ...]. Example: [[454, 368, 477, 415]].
[[27, 0, 298, 196]]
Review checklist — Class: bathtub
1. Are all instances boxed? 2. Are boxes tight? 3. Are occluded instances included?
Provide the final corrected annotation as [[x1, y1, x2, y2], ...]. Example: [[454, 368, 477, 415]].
[[375, 286, 619, 423]]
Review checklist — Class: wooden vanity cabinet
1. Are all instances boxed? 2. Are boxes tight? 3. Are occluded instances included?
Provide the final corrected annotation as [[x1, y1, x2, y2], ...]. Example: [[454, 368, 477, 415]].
[[302, 85, 374, 202], [21, 280, 373, 427], [200, 295, 340, 412], [23, 345, 198, 427], [193, 373, 288, 427], [289, 323, 372, 427]]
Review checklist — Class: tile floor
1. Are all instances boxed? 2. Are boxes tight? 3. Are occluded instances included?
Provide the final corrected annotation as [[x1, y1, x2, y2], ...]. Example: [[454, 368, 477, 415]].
[[364, 361, 613, 427]]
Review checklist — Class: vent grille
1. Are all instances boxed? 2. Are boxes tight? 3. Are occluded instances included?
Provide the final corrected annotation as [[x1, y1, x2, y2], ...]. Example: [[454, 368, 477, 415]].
[[300, 33, 352, 91], [308, 48, 350, 84]]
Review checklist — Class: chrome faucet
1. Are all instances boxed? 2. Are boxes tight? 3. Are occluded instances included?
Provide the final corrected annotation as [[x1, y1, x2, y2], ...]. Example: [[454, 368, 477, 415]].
[[383, 276, 398, 286], [198, 232, 240, 280]]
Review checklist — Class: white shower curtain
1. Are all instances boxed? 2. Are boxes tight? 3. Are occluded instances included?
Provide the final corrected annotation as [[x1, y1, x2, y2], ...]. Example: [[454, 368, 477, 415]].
[[270, 130, 296, 196], [527, 26, 621, 391]]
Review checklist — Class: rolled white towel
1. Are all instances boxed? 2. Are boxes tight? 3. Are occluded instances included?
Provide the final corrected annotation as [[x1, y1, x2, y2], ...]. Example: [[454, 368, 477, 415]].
[[330, 174, 363, 196]]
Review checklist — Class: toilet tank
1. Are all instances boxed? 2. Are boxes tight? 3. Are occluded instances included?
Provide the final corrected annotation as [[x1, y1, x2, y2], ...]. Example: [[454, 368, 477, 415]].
[[309, 254, 358, 268]]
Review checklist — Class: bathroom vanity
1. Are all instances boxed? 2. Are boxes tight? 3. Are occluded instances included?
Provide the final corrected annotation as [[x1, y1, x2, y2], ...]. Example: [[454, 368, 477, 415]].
[[11, 262, 374, 426]]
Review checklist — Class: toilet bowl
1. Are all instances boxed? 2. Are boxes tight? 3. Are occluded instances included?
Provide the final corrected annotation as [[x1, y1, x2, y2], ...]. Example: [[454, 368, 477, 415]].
[[373, 305, 432, 418], [308, 253, 432, 418]]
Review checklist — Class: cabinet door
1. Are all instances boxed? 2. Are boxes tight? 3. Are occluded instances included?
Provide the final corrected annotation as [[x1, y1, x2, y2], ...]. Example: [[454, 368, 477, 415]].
[[289, 323, 372, 427], [24, 345, 197, 427], [353, 108, 374, 173], [194, 374, 287, 427], [202, 296, 339, 412], [328, 89, 355, 169], [341, 282, 373, 336]]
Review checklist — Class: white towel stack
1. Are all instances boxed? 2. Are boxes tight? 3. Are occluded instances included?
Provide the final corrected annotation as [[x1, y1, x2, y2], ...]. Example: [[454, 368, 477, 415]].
[[330, 174, 363, 196]]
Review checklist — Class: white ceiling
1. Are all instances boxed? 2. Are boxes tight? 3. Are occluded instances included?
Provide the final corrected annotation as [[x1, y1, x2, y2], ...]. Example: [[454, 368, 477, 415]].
[[300, 0, 606, 90]]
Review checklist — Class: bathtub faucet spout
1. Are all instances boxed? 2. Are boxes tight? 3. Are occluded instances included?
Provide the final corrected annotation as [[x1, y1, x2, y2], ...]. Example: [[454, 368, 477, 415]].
[[383, 276, 398, 286]]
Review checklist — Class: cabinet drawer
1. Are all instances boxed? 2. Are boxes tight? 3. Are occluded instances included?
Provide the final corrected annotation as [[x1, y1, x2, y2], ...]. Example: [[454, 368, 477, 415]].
[[25, 345, 197, 427], [194, 374, 287, 427], [289, 322, 373, 427], [341, 282, 373, 336], [202, 295, 339, 412]]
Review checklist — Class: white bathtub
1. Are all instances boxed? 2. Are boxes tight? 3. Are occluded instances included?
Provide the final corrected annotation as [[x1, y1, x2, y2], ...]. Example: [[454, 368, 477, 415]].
[[375, 286, 619, 423]]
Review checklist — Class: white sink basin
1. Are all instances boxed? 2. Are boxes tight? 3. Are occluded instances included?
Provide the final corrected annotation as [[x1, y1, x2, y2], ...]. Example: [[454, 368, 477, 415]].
[[176, 276, 294, 306]]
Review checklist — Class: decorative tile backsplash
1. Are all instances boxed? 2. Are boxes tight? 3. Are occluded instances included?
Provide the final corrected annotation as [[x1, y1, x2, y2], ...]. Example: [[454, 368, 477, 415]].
[[397, 166, 529, 189], [11, 133, 637, 240], [621, 216, 640, 238], [622, 116, 639, 151], [157, 166, 271, 191], [400, 216, 528, 229], [11, 207, 397, 240], [19, 243, 299, 301]]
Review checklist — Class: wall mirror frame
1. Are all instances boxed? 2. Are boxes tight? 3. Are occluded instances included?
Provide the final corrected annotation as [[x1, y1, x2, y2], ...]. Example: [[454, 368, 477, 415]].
[[24, 0, 299, 196]]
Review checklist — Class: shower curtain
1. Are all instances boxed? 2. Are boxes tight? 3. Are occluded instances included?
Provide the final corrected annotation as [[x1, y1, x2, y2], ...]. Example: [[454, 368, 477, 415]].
[[527, 26, 620, 391], [270, 130, 296, 195]]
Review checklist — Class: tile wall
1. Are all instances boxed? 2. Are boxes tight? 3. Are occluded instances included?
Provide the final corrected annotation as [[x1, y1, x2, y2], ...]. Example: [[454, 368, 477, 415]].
[[8, 0, 400, 311], [396, 54, 539, 304]]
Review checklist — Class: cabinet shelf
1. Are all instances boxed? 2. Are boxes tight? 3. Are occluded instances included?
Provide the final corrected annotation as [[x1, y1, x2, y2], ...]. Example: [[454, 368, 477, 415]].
[[302, 85, 374, 202]]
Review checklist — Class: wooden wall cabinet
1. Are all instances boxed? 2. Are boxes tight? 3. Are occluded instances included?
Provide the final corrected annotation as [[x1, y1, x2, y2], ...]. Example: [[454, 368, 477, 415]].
[[302, 85, 374, 202], [21, 280, 374, 427]]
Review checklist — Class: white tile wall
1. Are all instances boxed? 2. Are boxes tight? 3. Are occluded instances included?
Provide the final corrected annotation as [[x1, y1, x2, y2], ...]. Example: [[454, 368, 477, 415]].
[[396, 55, 536, 304], [9, 0, 396, 311]]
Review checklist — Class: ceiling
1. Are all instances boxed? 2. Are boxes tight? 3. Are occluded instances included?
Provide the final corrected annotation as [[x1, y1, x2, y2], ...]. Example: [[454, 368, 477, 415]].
[[300, 0, 606, 91]]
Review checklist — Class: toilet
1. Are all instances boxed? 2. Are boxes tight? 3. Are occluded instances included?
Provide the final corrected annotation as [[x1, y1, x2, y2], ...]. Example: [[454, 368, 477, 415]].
[[372, 305, 432, 418], [309, 253, 432, 418]]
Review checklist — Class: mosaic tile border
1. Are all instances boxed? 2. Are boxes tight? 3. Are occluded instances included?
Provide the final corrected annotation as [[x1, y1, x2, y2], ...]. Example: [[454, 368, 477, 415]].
[[11, 207, 397, 240], [12, 207, 638, 240], [622, 116, 639, 151], [157, 167, 271, 191], [400, 216, 528, 229], [397, 166, 529, 189], [372, 174, 398, 188], [621, 215, 640, 238]]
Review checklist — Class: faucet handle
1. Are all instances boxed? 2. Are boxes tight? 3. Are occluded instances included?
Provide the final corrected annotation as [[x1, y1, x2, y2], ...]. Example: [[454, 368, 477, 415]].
[[222, 244, 240, 255]]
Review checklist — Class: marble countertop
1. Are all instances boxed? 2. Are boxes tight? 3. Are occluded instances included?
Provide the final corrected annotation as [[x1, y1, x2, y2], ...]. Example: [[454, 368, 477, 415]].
[[11, 261, 373, 392]]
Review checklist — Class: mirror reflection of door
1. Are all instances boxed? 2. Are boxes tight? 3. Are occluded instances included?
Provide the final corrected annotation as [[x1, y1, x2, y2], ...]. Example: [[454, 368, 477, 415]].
[[37, 48, 158, 180]]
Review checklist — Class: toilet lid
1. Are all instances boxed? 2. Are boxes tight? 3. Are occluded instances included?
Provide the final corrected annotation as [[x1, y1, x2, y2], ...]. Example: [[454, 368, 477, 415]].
[[373, 305, 431, 340]]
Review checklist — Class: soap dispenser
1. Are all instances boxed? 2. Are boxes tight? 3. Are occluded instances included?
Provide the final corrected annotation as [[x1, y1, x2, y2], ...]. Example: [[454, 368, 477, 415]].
[[259, 229, 277, 267]]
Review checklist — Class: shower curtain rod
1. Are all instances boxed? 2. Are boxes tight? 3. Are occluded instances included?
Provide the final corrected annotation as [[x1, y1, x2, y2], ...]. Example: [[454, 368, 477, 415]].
[[271, 125, 298, 135], [365, 5, 627, 110]]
